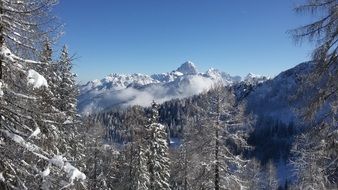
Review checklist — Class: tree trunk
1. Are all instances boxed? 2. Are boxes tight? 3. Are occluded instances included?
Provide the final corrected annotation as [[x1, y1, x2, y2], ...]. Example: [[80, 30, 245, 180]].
[[0, 3, 6, 189], [215, 97, 221, 190], [149, 127, 155, 190], [184, 149, 188, 190], [0, 1, 4, 81], [215, 126, 220, 190]]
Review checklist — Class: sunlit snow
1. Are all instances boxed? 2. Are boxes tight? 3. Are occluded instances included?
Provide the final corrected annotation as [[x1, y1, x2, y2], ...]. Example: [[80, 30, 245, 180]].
[[27, 69, 48, 89], [0, 82, 4, 97]]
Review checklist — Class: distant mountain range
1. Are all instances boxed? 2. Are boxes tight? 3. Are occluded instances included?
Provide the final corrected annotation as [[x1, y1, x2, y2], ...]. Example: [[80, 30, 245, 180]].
[[78, 61, 268, 115]]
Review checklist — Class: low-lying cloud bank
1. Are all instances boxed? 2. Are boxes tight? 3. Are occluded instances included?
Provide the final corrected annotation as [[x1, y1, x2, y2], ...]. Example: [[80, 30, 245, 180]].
[[78, 75, 216, 115]]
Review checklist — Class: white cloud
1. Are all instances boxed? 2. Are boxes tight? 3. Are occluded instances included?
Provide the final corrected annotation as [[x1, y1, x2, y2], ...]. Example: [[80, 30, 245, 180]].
[[79, 75, 218, 114]]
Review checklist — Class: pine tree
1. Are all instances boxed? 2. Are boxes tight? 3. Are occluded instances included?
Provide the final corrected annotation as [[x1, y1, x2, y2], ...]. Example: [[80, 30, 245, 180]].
[[131, 145, 150, 190], [129, 110, 150, 190], [82, 118, 118, 189], [204, 86, 248, 190], [291, 126, 337, 189], [0, 1, 86, 189], [243, 158, 262, 190], [169, 117, 196, 190], [56, 45, 86, 177], [38, 39, 61, 111], [57, 45, 78, 118], [117, 106, 150, 190], [146, 101, 171, 190], [290, 0, 337, 77], [263, 161, 279, 190], [290, 1, 338, 188], [172, 86, 249, 190]]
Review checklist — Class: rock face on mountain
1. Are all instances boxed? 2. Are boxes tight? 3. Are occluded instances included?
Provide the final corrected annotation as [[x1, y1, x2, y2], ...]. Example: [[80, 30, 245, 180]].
[[78, 61, 251, 115], [176, 61, 198, 75]]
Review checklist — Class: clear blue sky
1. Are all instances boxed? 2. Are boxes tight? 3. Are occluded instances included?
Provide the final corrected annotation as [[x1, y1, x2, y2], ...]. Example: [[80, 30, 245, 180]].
[[54, 0, 314, 83]]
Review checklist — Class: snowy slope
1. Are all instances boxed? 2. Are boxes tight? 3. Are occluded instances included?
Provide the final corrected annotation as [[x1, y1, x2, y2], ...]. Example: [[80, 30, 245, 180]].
[[243, 62, 314, 124], [78, 61, 252, 115]]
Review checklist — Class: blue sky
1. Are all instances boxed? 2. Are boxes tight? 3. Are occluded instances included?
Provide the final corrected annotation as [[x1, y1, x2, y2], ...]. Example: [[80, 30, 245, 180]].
[[54, 0, 314, 83]]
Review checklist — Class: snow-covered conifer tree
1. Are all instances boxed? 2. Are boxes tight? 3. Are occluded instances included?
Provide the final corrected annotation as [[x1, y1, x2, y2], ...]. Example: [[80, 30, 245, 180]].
[[82, 119, 118, 189], [146, 101, 170, 190], [290, 1, 337, 188], [131, 144, 150, 190], [171, 85, 249, 190], [54, 45, 87, 172], [189, 85, 249, 190], [37, 39, 60, 110], [117, 106, 150, 190], [57, 45, 78, 118], [0, 1, 86, 189]]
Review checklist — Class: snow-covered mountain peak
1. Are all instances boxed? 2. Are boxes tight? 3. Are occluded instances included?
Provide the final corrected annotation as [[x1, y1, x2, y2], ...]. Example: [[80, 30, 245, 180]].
[[206, 67, 217, 73], [245, 73, 260, 79], [78, 62, 252, 114], [81, 73, 158, 93], [204, 68, 222, 81], [204, 68, 242, 85], [244, 72, 269, 84], [176, 61, 198, 75], [205, 67, 219, 76]]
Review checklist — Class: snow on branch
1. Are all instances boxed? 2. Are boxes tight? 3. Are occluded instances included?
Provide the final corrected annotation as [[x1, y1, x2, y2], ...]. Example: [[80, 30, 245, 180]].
[[28, 127, 41, 139], [27, 69, 48, 89], [0, 81, 4, 97], [1, 129, 43, 153], [0, 44, 42, 65], [50, 155, 87, 184], [0, 129, 86, 186], [0, 45, 15, 62], [0, 45, 49, 90]]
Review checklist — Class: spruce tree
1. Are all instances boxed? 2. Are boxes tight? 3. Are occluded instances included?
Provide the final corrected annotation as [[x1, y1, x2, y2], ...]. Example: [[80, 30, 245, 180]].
[[0, 1, 86, 189], [146, 101, 170, 190], [56, 45, 86, 171], [82, 118, 118, 190], [57, 45, 78, 118], [117, 106, 150, 190]]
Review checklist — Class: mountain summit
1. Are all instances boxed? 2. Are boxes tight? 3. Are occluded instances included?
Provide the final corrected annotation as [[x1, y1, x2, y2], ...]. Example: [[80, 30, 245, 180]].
[[78, 62, 256, 115], [176, 61, 198, 75]]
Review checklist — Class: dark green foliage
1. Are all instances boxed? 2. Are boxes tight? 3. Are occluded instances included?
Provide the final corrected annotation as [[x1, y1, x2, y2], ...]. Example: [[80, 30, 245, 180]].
[[247, 117, 295, 164]]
